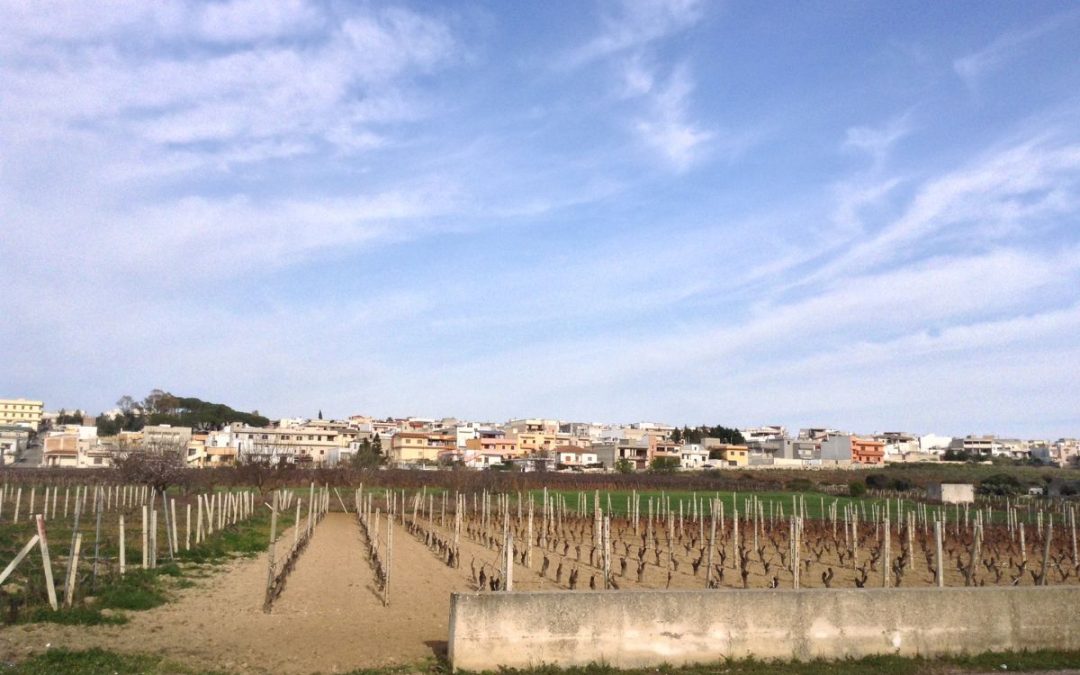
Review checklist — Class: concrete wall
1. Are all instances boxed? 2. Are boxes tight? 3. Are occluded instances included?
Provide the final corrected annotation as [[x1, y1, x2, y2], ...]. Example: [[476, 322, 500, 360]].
[[927, 483, 975, 504], [448, 587, 1080, 671]]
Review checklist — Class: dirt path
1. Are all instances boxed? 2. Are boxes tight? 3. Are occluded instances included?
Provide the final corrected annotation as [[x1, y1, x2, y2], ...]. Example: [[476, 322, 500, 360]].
[[0, 513, 467, 674]]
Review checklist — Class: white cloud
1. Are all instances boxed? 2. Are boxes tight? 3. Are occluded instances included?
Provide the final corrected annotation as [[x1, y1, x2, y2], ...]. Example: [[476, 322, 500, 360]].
[[631, 65, 714, 170], [198, 0, 324, 43], [843, 115, 912, 166], [565, 0, 704, 67], [0, 3, 458, 176], [807, 134, 1080, 284], [953, 9, 1080, 88]]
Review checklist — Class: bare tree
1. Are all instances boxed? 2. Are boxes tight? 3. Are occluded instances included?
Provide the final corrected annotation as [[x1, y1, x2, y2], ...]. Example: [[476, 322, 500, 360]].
[[112, 438, 187, 494]]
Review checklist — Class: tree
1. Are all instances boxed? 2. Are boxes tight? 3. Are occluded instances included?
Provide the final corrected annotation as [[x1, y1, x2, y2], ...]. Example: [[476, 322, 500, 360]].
[[116, 395, 138, 414], [978, 473, 1023, 497], [649, 456, 680, 473], [96, 414, 120, 436], [614, 457, 635, 473], [318, 409, 323, 420], [112, 439, 187, 495], [55, 409, 86, 425], [671, 427, 682, 443], [351, 436, 385, 469]]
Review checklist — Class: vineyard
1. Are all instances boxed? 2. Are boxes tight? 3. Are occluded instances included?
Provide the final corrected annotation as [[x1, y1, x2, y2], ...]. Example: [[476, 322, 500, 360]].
[[0, 474, 1077, 673]]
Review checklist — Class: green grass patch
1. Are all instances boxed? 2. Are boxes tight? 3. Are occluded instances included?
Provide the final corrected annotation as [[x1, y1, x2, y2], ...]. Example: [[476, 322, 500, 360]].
[[2, 647, 224, 674], [96, 569, 170, 611], [22, 606, 127, 626], [453, 649, 1080, 675]]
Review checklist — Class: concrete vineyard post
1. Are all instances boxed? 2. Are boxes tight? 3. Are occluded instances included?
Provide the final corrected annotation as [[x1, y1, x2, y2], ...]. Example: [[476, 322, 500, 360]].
[[119, 514, 126, 575], [63, 532, 82, 607], [142, 505, 149, 569], [36, 515, 58, 611]]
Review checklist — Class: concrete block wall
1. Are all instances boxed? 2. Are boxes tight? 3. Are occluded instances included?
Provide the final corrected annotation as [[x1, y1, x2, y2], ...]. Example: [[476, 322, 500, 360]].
[[448, 587, 1080, 671]]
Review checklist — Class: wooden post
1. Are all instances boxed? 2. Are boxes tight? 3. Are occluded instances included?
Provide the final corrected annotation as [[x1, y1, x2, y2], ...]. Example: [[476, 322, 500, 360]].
[[384, 510, 393, 606], [119, 514, 126, 575], [150, 509, 157, 569], [602, 515, 611, 590], [36, 515, 59, 611], [13, 487, 21, 524], [705, 499, 717, 588], [142, 505, 149, 569], [170, 498, 179, 556], [882, 518, 890, 588], [92, 487, 103, 590], [294, 498, 302, 549], [934, 520, 944, 587], [1039, 516, 1053, 586], [161, 491, 175, 561], [185, 503, 191, 551], [262, 491, 279, 613], [63, 533, 82, 608], [0, 534, 41, 586]]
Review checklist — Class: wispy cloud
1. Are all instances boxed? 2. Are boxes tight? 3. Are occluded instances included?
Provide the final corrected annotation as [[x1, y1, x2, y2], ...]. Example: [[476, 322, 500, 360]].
[[843, 114, 912, 167], [953, 9, 1080, 88], [628, 63, 714, 170], [0, 2, 457, 174], [807, 132, 1080, 285], [557, 1, 719, 169], [563, 0, 703, 68]]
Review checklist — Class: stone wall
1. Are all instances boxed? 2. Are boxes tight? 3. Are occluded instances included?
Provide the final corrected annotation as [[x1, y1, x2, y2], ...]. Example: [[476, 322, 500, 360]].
[[448, 587, 1080, 671]]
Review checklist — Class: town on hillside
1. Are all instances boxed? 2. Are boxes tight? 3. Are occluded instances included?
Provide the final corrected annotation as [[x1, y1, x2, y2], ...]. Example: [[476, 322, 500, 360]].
[[2, 395, 1077, 472]]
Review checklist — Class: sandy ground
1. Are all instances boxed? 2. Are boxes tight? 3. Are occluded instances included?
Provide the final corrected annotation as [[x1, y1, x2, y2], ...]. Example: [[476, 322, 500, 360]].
[[0, 513, 467, 674]]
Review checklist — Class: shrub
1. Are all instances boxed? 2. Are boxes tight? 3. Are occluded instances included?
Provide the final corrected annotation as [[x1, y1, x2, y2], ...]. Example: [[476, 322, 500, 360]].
[[848, 481, 866, 498], [786, 478, 814, 492]]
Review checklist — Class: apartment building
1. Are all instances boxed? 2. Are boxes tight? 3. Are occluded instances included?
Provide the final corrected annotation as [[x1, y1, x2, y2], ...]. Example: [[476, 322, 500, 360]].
[[553, 446, 600, 468], [712, 444, 750, 468], [43, 426, 112, 468], [0, 398, 44, 429], [851, 436, 885, 466], [679, 443, 709, 469], [592, 438, 651, 471], [142, 425, 193, 449], [232, 425, 342, 465], [388, 431, 455, 465], [0, 427, 30, 465], [464, 437, 519, 455]]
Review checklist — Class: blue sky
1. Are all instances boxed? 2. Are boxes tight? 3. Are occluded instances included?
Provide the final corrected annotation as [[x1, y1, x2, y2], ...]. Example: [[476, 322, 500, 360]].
[[2, 1, 1080, 438]]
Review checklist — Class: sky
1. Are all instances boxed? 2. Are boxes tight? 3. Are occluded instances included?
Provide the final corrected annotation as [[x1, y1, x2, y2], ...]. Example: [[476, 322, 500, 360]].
[[2, 1, 1080, 439]]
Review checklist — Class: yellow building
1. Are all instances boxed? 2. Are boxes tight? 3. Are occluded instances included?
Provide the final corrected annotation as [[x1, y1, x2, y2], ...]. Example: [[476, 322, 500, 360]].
[[717, 444, 749, 467], [0, 398, 44, 429], [389, 432, 445, 464]]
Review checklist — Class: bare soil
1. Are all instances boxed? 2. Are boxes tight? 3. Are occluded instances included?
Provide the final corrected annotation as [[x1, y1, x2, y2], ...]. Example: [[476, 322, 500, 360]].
[[0, 513, 464, 674]]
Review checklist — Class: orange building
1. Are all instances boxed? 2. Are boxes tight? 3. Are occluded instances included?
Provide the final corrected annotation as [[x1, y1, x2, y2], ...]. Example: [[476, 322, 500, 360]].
[[851, 436, 885, 465]]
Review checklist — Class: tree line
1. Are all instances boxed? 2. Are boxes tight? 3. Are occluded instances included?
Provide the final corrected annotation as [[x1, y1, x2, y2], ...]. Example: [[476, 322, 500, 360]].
[[670, 424, 745, 445], [95, 389, 270, 435]]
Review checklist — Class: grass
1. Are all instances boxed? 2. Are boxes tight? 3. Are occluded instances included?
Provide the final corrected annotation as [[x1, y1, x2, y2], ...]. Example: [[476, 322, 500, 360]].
[[23, 605, 127, 626], [530, 488, 905, 522], [0, 500, 274, 626], [8, 648, 1079, 675], [1, 648, 227, 674], [451, 649, 1080, 675]]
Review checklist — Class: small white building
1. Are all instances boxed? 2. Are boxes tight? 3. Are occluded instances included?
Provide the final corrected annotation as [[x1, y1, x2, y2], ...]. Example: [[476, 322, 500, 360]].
[[679, 443, 709, 470], [927, 483, 975, 504]]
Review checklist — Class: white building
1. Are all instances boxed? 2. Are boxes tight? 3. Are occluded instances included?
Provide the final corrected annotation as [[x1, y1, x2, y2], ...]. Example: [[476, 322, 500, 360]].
[[679, 443, 709, 470], [919, 434, 953, 454]]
